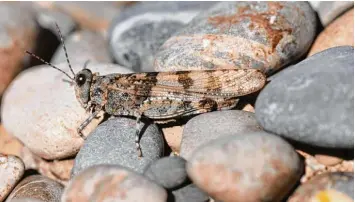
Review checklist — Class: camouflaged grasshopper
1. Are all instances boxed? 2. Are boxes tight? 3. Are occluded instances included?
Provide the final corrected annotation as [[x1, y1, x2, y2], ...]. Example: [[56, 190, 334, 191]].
[[26, 24, 266, 157]]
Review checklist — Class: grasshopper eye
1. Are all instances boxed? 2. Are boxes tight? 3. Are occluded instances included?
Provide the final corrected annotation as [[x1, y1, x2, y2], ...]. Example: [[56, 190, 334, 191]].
[[76, 74, 86, 86]]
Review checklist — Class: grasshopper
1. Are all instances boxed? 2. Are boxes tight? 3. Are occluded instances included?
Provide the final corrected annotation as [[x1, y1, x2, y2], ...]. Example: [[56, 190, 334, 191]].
[[26, 24, 266, 157]]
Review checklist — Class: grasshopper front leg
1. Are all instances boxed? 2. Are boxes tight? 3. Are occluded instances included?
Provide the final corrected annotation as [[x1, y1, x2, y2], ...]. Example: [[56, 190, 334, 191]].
[[77, 110, 101, 139]]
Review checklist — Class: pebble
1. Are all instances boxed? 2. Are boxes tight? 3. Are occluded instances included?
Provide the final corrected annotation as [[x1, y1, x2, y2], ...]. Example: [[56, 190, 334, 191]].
[[311, 1, 354, 26], [187, 131, 302, 202], [5, 175, 64, 202], [314, 154, 344, 167], [154, 1, 317, 75], [0, 154, 25, 201], [0, 2, 38, 97], [51, 30, 112, 65], [180, 110, 262, 160], [34, 2, 130, 35], [109, 1, 216, 72], [288, 172, 354, 202], [72, 117, 164, 176], [171, 184, 209, 202], [308, 8, 354, 56], [62, 165, 167, 202], [1, 63, 133, 160], [161, 125, 183, 153], [36, 9, 77, 39], [144, 156, 188, 190], [8, 198, 42, 202], [255, 46, 354, 149]]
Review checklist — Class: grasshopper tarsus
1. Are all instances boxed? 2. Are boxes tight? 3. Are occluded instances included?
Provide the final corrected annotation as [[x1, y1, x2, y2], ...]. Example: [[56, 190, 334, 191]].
[[135, 115, 143, 157]]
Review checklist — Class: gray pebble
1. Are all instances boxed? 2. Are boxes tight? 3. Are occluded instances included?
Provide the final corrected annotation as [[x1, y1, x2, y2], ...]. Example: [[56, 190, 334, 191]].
[[109, 1, 216, 72], [5, 175, 64, 202], [171, 184, 209, 202], [51, 30, 111, 65], [255, 46, 354, 148], [310, 1, 354, 26], [154, 1, 317, 75], [72, 117, 164, 176], [187, 131, 302, 202], [36, 9, 76, 38], [288, 172, 354, 201], [62, 165, 167, 202], [180, 110, 263, 160], [144, 156, 188, 190]]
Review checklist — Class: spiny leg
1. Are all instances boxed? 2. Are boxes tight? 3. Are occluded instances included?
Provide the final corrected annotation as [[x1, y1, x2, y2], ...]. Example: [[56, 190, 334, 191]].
[[135, 114, 143, 157], [77, 110, 101, 139]]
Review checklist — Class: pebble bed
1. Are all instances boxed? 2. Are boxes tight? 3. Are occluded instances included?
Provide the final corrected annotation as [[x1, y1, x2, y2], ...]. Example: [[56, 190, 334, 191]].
[[0, 1, 354, 202]]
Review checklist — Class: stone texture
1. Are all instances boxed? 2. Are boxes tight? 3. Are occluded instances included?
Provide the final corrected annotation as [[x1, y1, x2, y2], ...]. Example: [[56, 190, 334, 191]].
[[313, 1, 354, 26], [0, 2, 38, 97], [180, 110, 262, 160], [154, 1, 317, 75], [171, 184, 209, 202], [5, 175, 64, 202], [51, 30, 112, 65], [187, 131, 303, 202], [109, 1, 216, 72], [1, 63, 133, 160], [308, 8, 354, 56], [255, 46, 354, 148], [0, 154, 25, 201], [33, 1, 132, 36], [288, 172, 354, 202], [144, 156, 188, 189], [72, 117, 164, 176], [62, 165, 167, 202]]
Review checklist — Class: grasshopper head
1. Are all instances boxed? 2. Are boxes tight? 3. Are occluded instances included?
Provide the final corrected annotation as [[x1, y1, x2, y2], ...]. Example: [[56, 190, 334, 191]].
[[74, 69, 93, 108]]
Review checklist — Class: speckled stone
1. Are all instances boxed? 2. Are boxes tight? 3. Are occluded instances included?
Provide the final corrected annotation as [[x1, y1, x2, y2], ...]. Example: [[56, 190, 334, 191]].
[[72, 117, 164, 176], [0, 154, 25, 201], [154, 1, 317, 75], [109, 1, 216, 72], [288, 172, 354, 202], [187, 131, 302, 202], [255, 46, 354, 149], [144, 156, 188, 189], [171, 184, 209, 202], [1, 63, 133, 160], [180, 110, 262, 160], [0, 2, 38, 97], [62, 165, 167, 202], [308, 8, 354, 56], [51, 30, 112, 65], [5, 175, 64, 202]]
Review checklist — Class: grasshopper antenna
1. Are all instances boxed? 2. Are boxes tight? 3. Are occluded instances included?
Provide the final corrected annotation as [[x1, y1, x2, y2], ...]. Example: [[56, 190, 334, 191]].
[[55, 22, 75, 77], [25, 50, 74, 81]]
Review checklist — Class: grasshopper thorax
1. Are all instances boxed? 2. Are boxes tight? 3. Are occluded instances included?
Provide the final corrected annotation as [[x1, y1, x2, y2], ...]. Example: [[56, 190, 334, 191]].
[[74, 69, 93, 109]]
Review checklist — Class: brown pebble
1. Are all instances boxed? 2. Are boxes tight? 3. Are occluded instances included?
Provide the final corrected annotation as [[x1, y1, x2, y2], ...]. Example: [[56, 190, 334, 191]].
[[5, 175, 64, 202], [314, 154, 343, 166], [162, 126, 183, 153]]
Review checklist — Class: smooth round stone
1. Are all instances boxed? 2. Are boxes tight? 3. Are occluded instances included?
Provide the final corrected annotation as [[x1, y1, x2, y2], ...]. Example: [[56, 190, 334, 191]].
[[288, 172, 354, 202], [187, 131, 302, 202], [5, 175, 64, 202], [1, 63, 133, 160], [312, 1, 354, 26], [51, 30, 112, 65], [36, 9, 76, 39], [144, 156, 188, 189], [0, 2, 37, 97], [8, 198, 42, 202], [308, 9, 354, 56], [171, 184, 209, 202], [37, 2, 130, 35], [154, 1, 317, 75], [62, 165, 167, 202], [109, 1, 216, 72], [180, 110, 262, 160], [255, 46, 354, 149], [72, 117, 164, 176], [0, 154, 25, 201]]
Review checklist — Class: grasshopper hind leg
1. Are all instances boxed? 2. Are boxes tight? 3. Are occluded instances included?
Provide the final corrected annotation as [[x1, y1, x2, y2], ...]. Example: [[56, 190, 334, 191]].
[[135, 114, 143, 157]]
